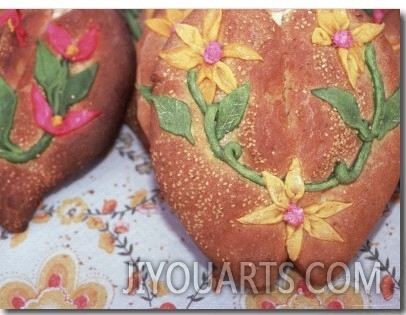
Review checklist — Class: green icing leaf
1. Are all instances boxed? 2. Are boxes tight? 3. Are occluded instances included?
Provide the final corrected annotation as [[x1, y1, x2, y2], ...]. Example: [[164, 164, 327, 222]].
[[152, 95, 195, 144], [377, 87, 400, 140], [312, 87, 370, 140], [0, 77, 20, 153], [34, 41, 68, 108], [61, 63, 98, 112], [137, 85, 153, 104], [215, 83, 250, 140]]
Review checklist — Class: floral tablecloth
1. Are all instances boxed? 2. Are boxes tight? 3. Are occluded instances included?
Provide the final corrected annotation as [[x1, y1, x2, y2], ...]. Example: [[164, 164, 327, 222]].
[[0, 125, 400, 310]]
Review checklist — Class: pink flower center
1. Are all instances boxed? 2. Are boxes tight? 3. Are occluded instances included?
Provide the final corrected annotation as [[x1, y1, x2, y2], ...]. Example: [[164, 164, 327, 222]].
[[203, 41, 223, 65], [73, 295, 89, 309], [261, 300, 276, 309], [11, 296, 25, 309], [48, 273, 62, 287], [332, 30, 353, 49], [326, 300, 344, 309], [283, 204, 304, 227]]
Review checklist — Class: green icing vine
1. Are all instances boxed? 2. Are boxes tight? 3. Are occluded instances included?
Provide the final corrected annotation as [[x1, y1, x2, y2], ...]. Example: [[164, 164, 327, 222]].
[[0, 40, 98, 164], [150, 44, 399, 192], [122, 9, 143, 41]]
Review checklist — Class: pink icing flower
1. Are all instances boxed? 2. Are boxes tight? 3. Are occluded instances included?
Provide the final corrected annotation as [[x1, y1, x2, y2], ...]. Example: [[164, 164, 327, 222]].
[[31, 83, 100, 136], [203, 41, 223, 65], [46, 23, 99, 61], [283, 204, 305, 228], [372, 9, 390, 24], [0, 9, 27, 46], [332, 30, 353, 49]]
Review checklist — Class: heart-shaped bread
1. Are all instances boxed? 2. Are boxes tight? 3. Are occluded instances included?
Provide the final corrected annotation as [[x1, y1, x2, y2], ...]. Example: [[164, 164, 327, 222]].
[[0, 9, 135, 232], [136, 9, 400, 289]]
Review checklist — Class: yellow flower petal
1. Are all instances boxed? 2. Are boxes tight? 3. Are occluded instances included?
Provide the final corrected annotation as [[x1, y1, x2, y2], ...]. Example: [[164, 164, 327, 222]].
[[303, 217, 344, 242], [198, 77, 217, 104], [304, 201, 352, 218], [237, 204, 284, 225], [213, 61, 238, 94], [262, 171, 290, 209], [311, 27, 332, 46], [182, 9, 194, 19], [337, 47, 358, 88], [166, 9, 185, 25], [175, 24, 205, 54], [199, 63, 214, 82], [286, 225, 303, 261], [317, 9, 350, 36], [159, 46, 202, 70], [348, 46, 365, 73], [223, 43, 263, 61], [285, 158, 305, 203], [351, 23, 385, 46], [145, 18, 172, 38], [203, 9, 222, 43]]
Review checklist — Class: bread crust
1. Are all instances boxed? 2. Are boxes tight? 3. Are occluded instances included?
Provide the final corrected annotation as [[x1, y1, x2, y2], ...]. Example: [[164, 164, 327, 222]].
[[0, 9, 135, 232], [144, 9, 400, 288]]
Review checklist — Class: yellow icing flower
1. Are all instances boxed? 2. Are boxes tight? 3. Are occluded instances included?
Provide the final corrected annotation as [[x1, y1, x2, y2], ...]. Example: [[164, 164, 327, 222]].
[[237, 158, 351, 261], [159, 9, 263, 103], [145, 9, 193, 37], [312, 9, 384, 88]]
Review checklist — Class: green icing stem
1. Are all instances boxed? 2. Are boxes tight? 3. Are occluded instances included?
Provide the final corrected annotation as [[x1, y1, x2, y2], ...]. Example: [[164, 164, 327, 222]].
[[187, 70, 207, 115], [203, 103, 265, 187], [305, 141, 372, 191], [0, 133, 53, 163], [305, 44, 387, 191], [366, 45, 386, 138]]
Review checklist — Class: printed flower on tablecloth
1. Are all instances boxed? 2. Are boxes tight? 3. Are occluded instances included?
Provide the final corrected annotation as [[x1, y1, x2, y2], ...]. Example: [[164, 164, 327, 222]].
[[159, 9, 262, 103], [0, 253, 112, 309], [311, 9, 384, 88], [244, 269, 364, 309], [145, 9, 193, 37], [56, 197, 87, 225], [9, 229, 28, 248], [98, 232, 115, 254]]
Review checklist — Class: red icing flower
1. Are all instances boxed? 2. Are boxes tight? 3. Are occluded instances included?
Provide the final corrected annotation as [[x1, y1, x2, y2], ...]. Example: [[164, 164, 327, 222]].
[[46, 23, 99, 61], [31, 83, 100, 136], [372, 9, 390, 24], [0, 9, 27, 46]]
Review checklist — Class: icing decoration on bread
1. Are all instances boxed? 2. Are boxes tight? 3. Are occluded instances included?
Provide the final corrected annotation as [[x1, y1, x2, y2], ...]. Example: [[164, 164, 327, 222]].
[[158, 9, 262, 103], [145, 9, 193, 38], [237, 158, 351, 261], [311, 9, 384, 88], [0, 9, 27, 46], [0, 21, 100, 163]]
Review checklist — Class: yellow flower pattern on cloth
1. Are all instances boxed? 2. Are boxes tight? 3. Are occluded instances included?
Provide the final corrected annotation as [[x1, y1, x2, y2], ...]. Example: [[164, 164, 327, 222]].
[[145, 9, 193, 38], [312, 9, 384, 88], [237, 158, 351, 261], [0, 253, 111, 309], [159, 9, 263, 103]]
